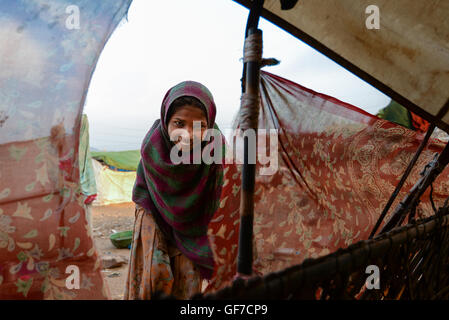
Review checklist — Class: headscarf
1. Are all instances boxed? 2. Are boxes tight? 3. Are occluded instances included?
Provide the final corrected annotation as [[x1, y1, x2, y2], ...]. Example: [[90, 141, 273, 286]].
[[132, 81, 224, 279]]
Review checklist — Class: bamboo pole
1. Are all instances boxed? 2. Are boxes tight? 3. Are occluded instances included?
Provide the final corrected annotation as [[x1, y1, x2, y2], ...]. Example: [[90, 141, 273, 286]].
[[236, 0, 264, 277], [237, 27, 263, 276]]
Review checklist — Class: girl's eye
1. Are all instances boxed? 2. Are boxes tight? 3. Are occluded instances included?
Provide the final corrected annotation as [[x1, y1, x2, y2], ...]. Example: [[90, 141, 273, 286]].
[[174, 121, 183, 127], [201, 123, 207, 128]]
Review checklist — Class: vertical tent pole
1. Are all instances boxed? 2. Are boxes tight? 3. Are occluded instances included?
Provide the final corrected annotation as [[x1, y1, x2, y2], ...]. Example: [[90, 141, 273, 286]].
[[237, 0, 264, 276]]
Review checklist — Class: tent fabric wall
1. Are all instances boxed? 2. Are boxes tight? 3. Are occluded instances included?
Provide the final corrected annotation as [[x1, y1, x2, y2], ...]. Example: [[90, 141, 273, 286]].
[[206, 71, 449, 292], [376, 101, 413, 131], [91, 159, 136, 206]]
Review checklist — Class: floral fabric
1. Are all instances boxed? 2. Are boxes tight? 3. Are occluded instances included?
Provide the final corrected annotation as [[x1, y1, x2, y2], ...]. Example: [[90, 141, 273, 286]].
[[205, 71, 449, 292], [0, 0, 132, 299]]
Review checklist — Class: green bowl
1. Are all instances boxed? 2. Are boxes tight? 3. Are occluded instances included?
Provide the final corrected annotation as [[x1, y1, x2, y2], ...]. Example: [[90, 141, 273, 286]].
[[110, 230, 133, 249]]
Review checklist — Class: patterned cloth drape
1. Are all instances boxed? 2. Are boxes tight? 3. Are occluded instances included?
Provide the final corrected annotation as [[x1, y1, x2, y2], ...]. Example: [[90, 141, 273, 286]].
[[206, 71, 449, 292], [0, 0, 132, 299]]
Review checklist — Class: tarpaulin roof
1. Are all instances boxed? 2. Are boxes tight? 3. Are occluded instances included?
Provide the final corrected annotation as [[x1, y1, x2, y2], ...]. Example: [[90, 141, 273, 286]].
[[235, 0, 449, 131], [91, 150, 140, 171]]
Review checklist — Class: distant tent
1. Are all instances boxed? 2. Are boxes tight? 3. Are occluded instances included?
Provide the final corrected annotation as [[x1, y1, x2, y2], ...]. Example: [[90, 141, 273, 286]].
[[90, 150, 140, 206], [91, 150, 140, 171]]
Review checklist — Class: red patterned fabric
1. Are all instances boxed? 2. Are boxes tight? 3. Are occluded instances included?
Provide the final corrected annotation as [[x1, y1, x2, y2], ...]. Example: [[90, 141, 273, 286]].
[[206, 71, 449, 292], [0, 1, 132, 299], [0, 134, 107, 299], [410, 112, 431, 133]]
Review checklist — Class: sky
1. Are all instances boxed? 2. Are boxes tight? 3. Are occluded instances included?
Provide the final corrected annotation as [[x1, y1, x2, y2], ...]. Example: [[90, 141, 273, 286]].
[[83, 0, 391, 151]]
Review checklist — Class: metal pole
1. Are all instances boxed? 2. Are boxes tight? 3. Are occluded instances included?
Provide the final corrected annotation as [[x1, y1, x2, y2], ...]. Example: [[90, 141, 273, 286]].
[[237, 27, 262, 276], [241, 0, 265, 93]]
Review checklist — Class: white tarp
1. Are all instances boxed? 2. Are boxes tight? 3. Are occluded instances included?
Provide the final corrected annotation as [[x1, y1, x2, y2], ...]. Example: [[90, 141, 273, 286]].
[[91, 159, 136, 206]]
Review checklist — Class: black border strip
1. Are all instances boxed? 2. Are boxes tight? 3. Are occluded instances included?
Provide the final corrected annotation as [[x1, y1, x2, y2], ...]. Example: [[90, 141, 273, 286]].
[[233, 0, 449, 133]]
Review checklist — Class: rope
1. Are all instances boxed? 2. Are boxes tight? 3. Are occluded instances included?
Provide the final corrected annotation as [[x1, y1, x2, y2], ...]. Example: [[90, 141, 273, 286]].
[[243, 32, 263, 63], [239, 93, 260, 131]]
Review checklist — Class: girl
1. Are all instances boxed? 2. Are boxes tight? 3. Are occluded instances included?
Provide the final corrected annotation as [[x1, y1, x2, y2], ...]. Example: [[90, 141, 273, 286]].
[[124, 81, 224, 299]]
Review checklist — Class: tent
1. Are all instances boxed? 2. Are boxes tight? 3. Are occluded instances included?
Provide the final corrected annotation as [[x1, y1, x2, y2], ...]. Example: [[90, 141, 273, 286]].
[[90, 150, 140, 206], [198, 0, 449, 300], [235, 0, 449, 131], [203, 70, 449, 296]]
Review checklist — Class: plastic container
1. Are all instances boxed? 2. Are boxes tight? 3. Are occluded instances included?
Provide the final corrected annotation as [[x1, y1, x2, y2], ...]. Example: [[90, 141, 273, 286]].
[[110, 230, 133, 249]]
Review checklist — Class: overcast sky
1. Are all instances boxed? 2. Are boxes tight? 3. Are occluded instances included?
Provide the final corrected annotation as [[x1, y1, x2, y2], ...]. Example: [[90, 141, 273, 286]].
[[83, 0, 391, 151]]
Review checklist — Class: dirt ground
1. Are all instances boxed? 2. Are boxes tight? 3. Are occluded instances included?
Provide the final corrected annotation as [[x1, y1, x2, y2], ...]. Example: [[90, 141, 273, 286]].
[[91, 202, 208, 299], [91, 202, 135, 300]]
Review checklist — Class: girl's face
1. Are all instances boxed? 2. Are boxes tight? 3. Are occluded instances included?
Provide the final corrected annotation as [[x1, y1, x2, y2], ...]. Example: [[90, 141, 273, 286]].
[[167, 104, 207, 150]]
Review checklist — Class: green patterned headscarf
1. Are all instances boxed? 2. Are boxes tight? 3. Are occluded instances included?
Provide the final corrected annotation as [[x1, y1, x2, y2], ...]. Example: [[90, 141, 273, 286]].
[[132, 81, 224, 279]]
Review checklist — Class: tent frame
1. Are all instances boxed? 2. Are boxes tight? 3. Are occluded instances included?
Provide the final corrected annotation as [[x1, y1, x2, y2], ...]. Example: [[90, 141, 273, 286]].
[[232, 0, 449, 297], [233, 0, 449, 133], [369, 124, 436, 238], [236, 0, 265, 276]]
